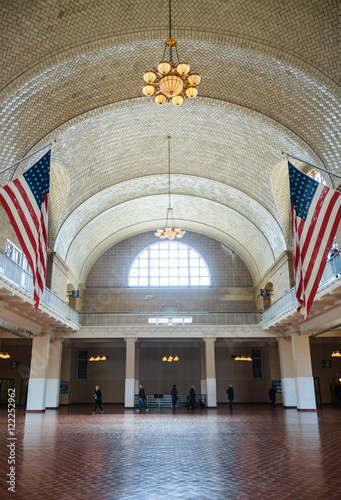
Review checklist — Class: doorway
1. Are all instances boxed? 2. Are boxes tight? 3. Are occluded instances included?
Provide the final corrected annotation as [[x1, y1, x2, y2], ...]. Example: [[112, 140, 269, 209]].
[[20, 378, 29, 407], [314, 377, 321, 405], [0, 378, 15, 404], [329, 377, 341, 404]]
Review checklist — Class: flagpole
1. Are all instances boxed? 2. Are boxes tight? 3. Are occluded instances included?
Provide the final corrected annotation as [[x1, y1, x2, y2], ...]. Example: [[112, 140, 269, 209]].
[[282, 151, 341, 181], [0, 141, 54, 175]]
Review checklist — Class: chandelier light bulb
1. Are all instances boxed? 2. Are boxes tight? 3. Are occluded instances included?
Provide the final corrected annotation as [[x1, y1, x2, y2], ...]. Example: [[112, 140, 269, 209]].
[[176, 62, 191, 75], [171, 94, 184, 106], [142, 84, 155, 96], [185, 86, 198, 98], [158, 61, 172, 74], [159, 74, 183, 97], [143, 70, 157, 84], [154, 93, 167, 105], [187, 73, 201, 86]]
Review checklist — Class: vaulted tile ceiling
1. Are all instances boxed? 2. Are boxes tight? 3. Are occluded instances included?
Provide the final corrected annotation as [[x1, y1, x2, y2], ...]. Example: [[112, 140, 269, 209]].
[[0, 0, 340, 283]]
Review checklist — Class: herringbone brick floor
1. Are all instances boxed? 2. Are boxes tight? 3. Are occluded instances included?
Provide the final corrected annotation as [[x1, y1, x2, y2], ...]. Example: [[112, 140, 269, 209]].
[[1, 404, 341, 499]]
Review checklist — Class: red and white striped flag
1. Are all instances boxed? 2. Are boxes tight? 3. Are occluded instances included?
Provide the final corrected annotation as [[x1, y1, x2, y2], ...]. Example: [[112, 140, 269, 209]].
[[0, 151, 50, 308], [289, 161, 341, 319]]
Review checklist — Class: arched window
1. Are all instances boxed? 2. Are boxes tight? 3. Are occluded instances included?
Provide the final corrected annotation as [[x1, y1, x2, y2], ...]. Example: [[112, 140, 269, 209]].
[[308, 169, 327, 185], [128, 242, 211, 287]]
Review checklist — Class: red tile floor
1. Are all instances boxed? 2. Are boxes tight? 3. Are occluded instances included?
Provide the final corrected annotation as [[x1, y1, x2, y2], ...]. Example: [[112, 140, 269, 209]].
[[1, 404, 341, 500]]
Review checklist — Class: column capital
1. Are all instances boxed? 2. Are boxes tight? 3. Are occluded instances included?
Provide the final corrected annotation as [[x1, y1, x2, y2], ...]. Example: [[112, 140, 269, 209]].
[[124, 336, 137, 343], [203, 336, 216, 343]]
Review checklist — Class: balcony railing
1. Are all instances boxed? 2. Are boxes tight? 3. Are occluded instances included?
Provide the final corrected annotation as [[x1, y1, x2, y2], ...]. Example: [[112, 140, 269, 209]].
[[262, 253, 341, 325], [0, 251, 79, 325], [79, 311, 261, 327]]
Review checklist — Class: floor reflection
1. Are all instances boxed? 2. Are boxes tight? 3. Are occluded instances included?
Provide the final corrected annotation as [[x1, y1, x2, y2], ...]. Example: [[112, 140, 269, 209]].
[[0, 404, 340, 499]]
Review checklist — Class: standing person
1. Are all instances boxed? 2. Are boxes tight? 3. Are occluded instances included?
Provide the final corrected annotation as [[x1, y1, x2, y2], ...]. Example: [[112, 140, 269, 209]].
[[227, 385, 234, 410], [189, 385, 196, 410], [171, 384, 178, 408], [92, 385, 104, 414], [334, 384, 341, 405], [137, 384, 149, 413], [269, 385, 277, 409]]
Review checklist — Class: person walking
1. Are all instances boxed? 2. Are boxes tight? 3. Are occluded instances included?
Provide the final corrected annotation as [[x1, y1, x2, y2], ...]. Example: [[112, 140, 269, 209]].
[[92, 385, 104, 414], [189, 385, 196, 410], [227, 384, 234, 410], [171, 384, 178, 408], [269, 385, 277, 409], [137, 384, 149, 413]]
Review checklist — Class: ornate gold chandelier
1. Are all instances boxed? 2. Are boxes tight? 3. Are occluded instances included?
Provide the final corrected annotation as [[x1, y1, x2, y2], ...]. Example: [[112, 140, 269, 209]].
[[155, 136, 185, 240], [142, 0, 201, 106]]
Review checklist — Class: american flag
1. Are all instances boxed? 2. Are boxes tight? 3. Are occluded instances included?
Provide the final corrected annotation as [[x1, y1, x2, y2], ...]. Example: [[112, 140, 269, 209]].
[[289, 160, 341, 319], [0, 151, 50, 308]]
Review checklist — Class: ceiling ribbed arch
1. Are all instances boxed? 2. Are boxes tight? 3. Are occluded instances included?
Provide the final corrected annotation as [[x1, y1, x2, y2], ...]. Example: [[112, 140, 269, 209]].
[[67, 194, 270, 284], [55, 175, 286, 272]]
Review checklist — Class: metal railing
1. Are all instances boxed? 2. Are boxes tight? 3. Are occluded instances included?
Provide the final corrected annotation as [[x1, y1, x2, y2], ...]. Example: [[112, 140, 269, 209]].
[[262, 253, 341, 324], [79, 311, 261, 327], [134, 393, 207, 409], [0, 251, 79, 324]]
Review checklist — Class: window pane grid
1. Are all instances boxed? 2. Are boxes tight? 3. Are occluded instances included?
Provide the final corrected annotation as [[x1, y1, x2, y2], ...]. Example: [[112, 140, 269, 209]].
[[128, 242, 211, 287]]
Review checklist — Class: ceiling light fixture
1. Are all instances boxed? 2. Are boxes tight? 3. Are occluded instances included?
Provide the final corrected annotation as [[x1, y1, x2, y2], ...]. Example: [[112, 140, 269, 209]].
[[162, 345, 179, 362], [89, 341, 108, 361], [155, 136, 185, 240], [142, 0, 201, 105], [234, 354, 252, 362]]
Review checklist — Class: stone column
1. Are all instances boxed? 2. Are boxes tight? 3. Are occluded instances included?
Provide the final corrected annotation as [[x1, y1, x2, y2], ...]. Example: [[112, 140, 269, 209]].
[[134, 342, 140, 396], [46, 337, 63, 409], [200, 342, 207, 396], [59, 342, 72, 405], [278, 336, 297, 408], [291, 330, 316, 411], [204, 337, 217, 407], [124, 337, 136, 408], [26, 331, 51, 412]]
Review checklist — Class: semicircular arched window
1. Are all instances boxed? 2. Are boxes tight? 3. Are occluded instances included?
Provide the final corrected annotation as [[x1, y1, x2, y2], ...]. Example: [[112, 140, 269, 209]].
[[128, 242, 211, 287]]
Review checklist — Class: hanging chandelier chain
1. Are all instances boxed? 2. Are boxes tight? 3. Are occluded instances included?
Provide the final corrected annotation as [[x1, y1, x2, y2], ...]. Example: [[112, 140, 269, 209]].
[[154, 137, 185, 240], [168, 136, 171, 207], [169, 0, 172, 39], [175, 45, 180, 64]]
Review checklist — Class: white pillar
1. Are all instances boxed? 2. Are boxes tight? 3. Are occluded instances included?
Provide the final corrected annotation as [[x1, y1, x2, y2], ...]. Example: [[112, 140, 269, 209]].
[[124, 337, 136, 408], [291, 331, 316, 411], [200, 343, 207, 396], [26, 332, 51, 412], [204, 337, 217, 407], [46, 338, 63, 409], [278, 336, 297, 408], [134, 342, 140, 396]]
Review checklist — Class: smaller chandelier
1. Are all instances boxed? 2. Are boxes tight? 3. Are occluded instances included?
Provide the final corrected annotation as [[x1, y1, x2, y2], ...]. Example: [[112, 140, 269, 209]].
[[162, 349, 179, 362], [0, 352, 10, 359], [331, 351, 341, 357], [142, 0, 201, 106], [155, 137, 185, 240], [234, 355, 252, 362], [89, 350, 108, 362]]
